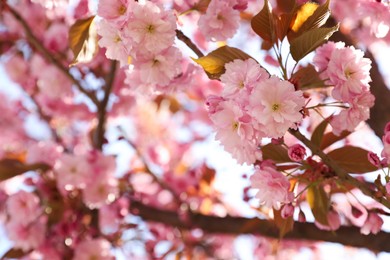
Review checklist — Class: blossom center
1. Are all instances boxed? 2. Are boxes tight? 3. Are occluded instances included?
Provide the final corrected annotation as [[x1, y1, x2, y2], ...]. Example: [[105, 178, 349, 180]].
[[118, 5, 126, 15], [146, 24, 155, 33], [232, 121, 239, 131], [271, 103, 280, 112]]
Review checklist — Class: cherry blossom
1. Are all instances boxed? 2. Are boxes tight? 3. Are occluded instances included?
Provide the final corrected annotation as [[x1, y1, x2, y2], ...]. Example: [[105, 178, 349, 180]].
[[73, 238, 114, 260]]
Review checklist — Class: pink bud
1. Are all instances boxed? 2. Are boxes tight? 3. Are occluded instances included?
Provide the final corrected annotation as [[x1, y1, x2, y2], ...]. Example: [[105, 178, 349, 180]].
[[205, 95, 224, 114], [281, 204, 294, 219], [288, 144, 306, 162], [384, 122, 390, 134], [367, 152, 381, 167]]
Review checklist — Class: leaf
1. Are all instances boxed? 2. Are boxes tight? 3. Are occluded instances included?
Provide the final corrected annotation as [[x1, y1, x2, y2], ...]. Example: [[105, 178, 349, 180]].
[[251, 0, 275, 42], [291, 64, 325, 89], [192, 46, 254, 79], [290, 24, 339, 62], [273, 208, 294, 238], [275, 12, 296, 40], [311, 118, 330, 147], [307, 186, 329, 225], [193, 0, 211, 13], [262, 143, 292, 163], [320, 130, 351, 150], [295, 0, 331, 35], [69, 16, 98, 66], [0, 159, 50, 182], [276, 0, 296, 13], [2, 248, 29, 258], [290, 2, 319, 32], [327, 146, 378, 174]]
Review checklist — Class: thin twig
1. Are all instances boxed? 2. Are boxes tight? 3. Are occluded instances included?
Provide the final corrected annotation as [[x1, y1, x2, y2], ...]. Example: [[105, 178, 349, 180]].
[[176, 29, 204, 58], [289, 128, 390, 209], [94, 60, 117, 150], [5, 3, 99, 106]]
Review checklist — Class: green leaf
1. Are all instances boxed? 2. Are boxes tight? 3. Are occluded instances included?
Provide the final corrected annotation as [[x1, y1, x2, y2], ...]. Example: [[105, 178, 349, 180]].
[[290, 24, 339, 62], [273, 208, 294, 238], [69, 16, 98, 66], [295, 0, 331, 37], [192, 46, 254, 80], [262, 143, 292, 163], [251, 0, 275, 42], [320, 130, 351, 150], [0, 159, 50, 182], [291, 64, 325, 89], [327, 146, 378, 174], [307, 186, 329, 225], [311, 118, 330, 147]]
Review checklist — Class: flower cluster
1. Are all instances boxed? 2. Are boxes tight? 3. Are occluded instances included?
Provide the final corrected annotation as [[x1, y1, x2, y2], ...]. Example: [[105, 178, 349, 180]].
[[207, 58, 305, 165], [313, 42, 375, 135], [97, 0, 182, 91]]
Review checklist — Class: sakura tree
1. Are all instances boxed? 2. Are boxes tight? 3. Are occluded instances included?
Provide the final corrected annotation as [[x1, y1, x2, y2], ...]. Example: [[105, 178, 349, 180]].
[[0, 0, 390, 258]]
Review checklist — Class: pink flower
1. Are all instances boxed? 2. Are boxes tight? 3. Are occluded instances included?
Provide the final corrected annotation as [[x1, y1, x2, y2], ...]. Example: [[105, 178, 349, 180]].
[[6, 190, 42, 224], [281, 204, 294, 219], [5, 217, 46, 252], [210, 100, 259, 164], [97, 0, 130, 24], [73, 238, 114, 260], [361, 213, 383, 235], [124, 1, 176, 55], [313, 41, 345, 74], [328, 46, 372, 101], [250, 166, 293, 209], [97, 20, 130, 67], [249, 76, 305, 138], [288, 144, 306, 162], [43, 22, 68, 52], [198, 0, 240, 41], [220, 58, 268, 98], [382, 131, 390, 164], [54, 153, 90, 192], [82, 177, 118, 209], [331, 91, 375, 135], [136, 46, 182, 87]]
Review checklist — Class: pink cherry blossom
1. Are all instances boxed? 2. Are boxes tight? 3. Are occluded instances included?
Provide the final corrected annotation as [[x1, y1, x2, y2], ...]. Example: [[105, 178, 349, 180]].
[[5, 217, 46, 252], [288, 144, 306, 162], [97, 19, 130, 67], [315, 210, 341, 231], [134, 46, 182, 87], [54, 153, 90, 192], [73, 238, 114, 260], [250, 166, 293, 209], [6, 190, 42, 224], [249, 76, 305, 138], [124, 1, 176, 55], [382, 131, 390, 164], [313, 41, 345, 74], [220, 58, 268, 98], [97, 0, 130, 24], [198, 0, 240, 41], [328, 46, 372, 101], [361, 213, 383, 235], [367, 152, 381, 167]]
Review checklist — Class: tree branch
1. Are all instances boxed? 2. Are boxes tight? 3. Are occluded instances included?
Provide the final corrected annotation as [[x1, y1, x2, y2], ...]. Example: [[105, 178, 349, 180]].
[[5, 3, 100, 106], [176, 29, 204, 58], [130, 200, 390, 252], [94, 60, 117, 150]]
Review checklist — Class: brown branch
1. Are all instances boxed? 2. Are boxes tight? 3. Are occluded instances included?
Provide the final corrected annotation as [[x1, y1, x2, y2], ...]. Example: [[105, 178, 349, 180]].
[[5, 3, 100, 106], [130, 200, 390, 252], [176, 29, 204, 58], [289, 129, 390, 209], [94, 60, 117, 150]]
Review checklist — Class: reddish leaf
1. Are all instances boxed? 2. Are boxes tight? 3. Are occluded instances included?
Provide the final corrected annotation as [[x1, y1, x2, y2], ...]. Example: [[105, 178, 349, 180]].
[[2, 248, 29, 258], [291, 64, 325, 89], [311, 118, 329, 147], [192, 45, 254, 79], [320, 130, 351, 150], [69, 16, 98, 66], [0, 159, 50, 182], [262, 143, 292, 163], [307, 185, 329, 225], [251, 0, 275, 43], [327, 146, 378, 173], [294, 0, 331, 36]]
